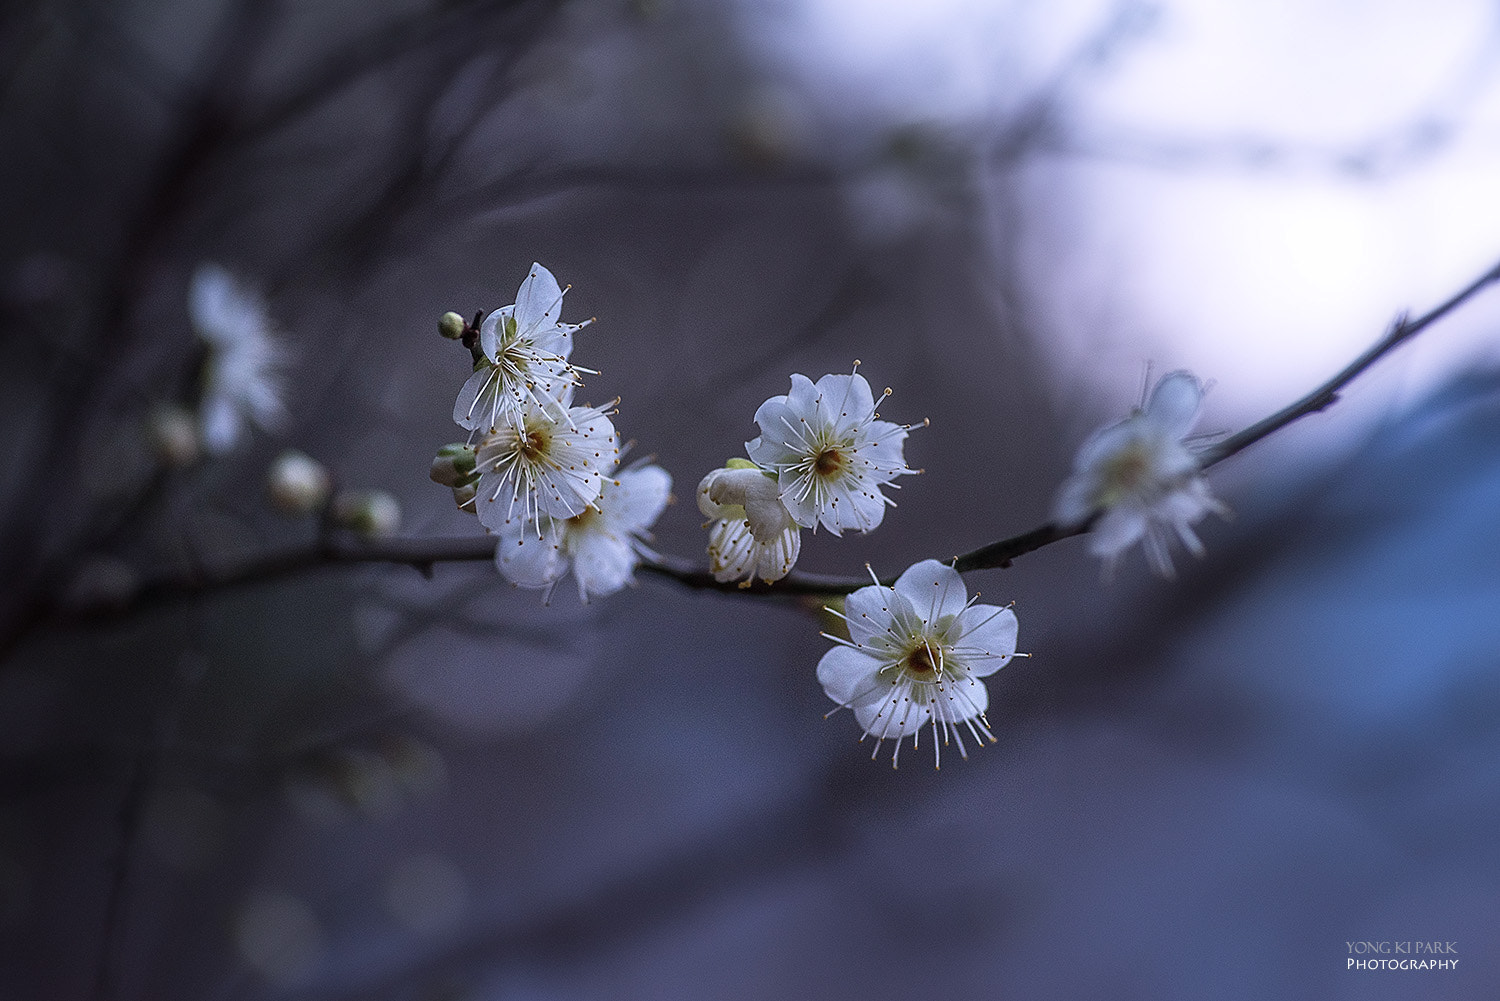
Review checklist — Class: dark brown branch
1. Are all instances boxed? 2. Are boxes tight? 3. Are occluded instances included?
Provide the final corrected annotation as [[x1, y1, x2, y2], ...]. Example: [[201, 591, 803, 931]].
[[38, 254, 1500, 629]]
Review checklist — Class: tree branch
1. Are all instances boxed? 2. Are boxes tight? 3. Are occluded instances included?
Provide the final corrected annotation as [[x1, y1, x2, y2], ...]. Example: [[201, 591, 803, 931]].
[[39, 254, 1500, 630]]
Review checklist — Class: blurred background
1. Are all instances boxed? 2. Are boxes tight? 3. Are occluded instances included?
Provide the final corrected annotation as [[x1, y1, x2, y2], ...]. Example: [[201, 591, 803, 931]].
[[3, 0, 1500, 997]]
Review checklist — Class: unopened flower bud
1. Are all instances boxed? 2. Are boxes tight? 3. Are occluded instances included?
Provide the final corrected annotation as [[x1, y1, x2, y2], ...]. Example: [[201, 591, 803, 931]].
[[334, 490, 402, 538], [146, 405, 201, 468], [438, 311, 467, 340], [429, 443, 477, 487], [267, 450, 331, 515]]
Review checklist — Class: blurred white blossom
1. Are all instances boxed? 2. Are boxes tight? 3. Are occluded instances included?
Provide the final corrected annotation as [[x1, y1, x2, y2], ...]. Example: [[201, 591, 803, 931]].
[[747, 368, 915, 536], [1053, 371, 1227, 578], [189, 263, 286, 455], [496, 459, 671, 601], [818, 560, 1016, 769], [453, 263, 592, 433]]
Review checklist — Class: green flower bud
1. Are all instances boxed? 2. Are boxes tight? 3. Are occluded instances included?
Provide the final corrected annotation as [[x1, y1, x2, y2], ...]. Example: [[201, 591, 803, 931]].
[[334, 490, 402, 538], [438, 311, 467, 340], [266, 450, 332, 515], [429, 443, 477, 487]]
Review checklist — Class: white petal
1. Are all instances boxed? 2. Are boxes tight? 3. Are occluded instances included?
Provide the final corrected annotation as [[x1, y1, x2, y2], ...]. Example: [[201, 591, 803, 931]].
[[495, 520, 569, 588], [706, 467, 790, 539], [817, 646, 882, 706], [513, 263, 564, 335], [473, 473, 525, 532], [891, 560, 969, 625], [748, 398, 807, 458], [453, 365, 499, 431], [854, 420, 909, 480], [842, 582, 897, 647], [753, 525, 801, 582], [605, 465, 671, 534], [478, 307, 509, 361], [952, 604, 1017, 677], [1088, 506, 1147, 560], [813, 372, 875, 435], [1145, 370, 1204, 439], [198, 393, 241, 455], [569, 529, 637, 600], [697, 470, 736, 520], [784, 373, 820, 417], [1052, 470, 1097, 526], [821, 474, 887, 535], [777, 481, 820, 531]]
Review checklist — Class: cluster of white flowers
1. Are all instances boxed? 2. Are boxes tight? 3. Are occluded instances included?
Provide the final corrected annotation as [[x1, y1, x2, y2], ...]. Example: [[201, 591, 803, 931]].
[[428, 266, 1244, 768], [696, 367, 919, 585], [437, 264, 670, 602], [1052, 371, 1227, 578]]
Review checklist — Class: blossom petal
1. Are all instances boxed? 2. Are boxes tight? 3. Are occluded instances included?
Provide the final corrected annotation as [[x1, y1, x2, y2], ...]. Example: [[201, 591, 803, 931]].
[[821, 473, 887, 535], [784, 373, 820, 416], [606, 465, 671, 534], [855, 420, 910, 481], [478, 306, 510, 362], [1145, 370, 1203, 439], [495, 519, 569, 588], [952, 604, 1017, 677], [199, 393, 241, 455], [513, 263, 564, 335], [453, 365, 499, 431], [842, 582, 897, 648], [817, 646, 881, 707], [813, 372, 875, 436], [569, 528, 637, 600], [1088, 506, 1147, 560], [705, 467, 789, 539], [892, 560, 969, 626], [747, 399, 807, 459]]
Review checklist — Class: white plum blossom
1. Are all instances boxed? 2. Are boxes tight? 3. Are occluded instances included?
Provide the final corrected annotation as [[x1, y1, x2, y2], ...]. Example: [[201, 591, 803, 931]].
[[747, 368, 916, 536], [697, 462, 801, 584], [454, 263, 592, 433], [189, 263, 286, 454], [496, 460, 671, 602], [1053, 370, 1227, 578], [818, 560, 1018, 769], [471, 387, 618, 533]]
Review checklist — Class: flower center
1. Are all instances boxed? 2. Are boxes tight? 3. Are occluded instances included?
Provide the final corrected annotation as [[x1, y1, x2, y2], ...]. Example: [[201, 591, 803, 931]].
[[519, 426, 551, 461], [814, 446, 846, 476], [1097, 443, 1152, 503], [902, 643, 939, 680]]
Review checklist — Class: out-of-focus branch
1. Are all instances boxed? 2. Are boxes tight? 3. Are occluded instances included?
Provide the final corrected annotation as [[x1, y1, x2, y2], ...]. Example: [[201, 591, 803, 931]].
[[25, 253, 1500, 635]]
